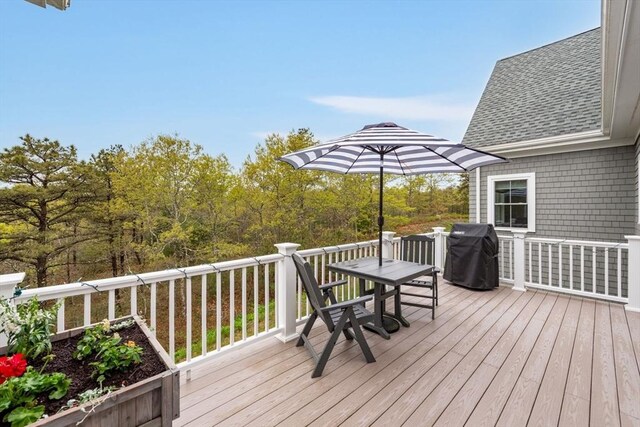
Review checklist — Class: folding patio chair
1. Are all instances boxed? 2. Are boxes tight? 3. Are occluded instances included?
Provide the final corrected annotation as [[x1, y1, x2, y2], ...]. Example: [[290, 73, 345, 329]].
[[399, 234, 440, 319], [292, 253, 376, 378]]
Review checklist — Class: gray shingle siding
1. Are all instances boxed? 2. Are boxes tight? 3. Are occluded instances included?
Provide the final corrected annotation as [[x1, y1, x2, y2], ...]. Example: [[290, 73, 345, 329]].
[[469, 145, 636, 243], [463, 28, 601, 148]]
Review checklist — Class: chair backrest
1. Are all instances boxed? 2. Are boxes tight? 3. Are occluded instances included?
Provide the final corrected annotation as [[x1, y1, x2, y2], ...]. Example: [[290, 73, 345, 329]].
[[400, 234, 435, 265], [292, 253, 331, 325]]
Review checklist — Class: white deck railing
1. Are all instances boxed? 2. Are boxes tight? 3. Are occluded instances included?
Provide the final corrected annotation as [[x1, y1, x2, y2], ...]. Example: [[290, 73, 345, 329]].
[[496, 234, 631, 303], [1, 229, 638, 370]]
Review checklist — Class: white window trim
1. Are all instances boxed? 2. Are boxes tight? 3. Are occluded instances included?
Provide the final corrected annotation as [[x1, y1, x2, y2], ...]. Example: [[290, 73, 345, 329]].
[[487, 172, 536, 233]]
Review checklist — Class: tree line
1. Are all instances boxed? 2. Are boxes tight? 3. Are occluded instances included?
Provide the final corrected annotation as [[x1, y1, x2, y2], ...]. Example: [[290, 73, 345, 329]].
[[0, 130, 468, 287]]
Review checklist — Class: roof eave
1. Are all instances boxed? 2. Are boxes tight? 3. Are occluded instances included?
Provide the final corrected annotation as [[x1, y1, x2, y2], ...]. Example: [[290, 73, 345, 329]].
[[477, 129, 634, 158]]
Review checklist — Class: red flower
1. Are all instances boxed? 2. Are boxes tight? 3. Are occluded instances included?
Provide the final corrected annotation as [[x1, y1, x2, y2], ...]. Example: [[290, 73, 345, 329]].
[[0, 353, 27, 385]]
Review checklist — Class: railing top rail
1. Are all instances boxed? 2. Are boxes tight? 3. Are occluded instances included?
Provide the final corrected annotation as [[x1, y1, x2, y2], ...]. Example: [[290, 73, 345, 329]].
[[297, 239, 379, 257], [497, 234, 515, 240], [523, 237, 628, 249], [15, 253, 284, 303], [392, 232, 436, 239]]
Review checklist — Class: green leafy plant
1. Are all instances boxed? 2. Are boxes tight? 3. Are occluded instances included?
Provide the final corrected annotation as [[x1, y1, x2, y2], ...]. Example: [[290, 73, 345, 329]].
[[73, 321, 109, 361], [0, 297, 59, 359], [74, 319, 143, 384], [0, 366, 69, 427], [90, 337, 143, 384]]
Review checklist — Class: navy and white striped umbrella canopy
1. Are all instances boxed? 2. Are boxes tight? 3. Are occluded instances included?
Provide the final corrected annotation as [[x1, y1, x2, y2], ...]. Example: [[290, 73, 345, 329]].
[[279, 122, 506, 175], [280, 122, 507, 267]]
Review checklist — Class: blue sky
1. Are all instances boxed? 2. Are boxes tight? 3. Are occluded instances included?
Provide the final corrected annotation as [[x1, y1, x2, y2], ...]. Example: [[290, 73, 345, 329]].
[[0, 0, 599, 167]]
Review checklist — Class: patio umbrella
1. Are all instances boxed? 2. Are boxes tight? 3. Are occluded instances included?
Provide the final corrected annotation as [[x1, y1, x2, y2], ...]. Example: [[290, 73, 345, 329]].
[[279, 122, 507, 266]]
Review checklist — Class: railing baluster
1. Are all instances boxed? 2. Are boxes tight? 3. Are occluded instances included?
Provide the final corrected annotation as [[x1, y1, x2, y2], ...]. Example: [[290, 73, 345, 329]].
[[108, 289, 116, 319], [538, 242, 542, 285], [216, 272, 221, 350], [169, 279, 175, 361], [617, 248, 622, 297], [201, 274, 207, 356], [592, 247, 597, 294], [264, 264, 269, 332], [354, 248, 358, 295], [186, 276, 192, 363], [83, 294, 91, 326], [569, 245, 574, 290], [229, 270, 235, 346], [558, 244, 563, 289], [580, 246, 585, 292], [528, 241, 532, 283], [57, 298, 65, 332], [254, 265, 259, 337], [510, 240, 514, 280], [150, 282, 157, 335], [241, 267, 247, 341], [548, 243, 552, 286], [130, 285, 137, 315], [501, 239, 505, 275], [604, 249, 609, 296], [274, 263, 278, 327]]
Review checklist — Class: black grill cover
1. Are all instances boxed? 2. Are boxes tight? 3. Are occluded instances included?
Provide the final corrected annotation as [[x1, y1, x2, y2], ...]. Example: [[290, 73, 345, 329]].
[[443, 223, 499, 290]]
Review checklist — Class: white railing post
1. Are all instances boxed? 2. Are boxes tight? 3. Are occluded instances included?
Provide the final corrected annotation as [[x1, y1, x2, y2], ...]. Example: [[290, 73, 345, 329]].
[[512, 231, 527, 291], [274, 242, 301, 342], [625, 236, 640, 312], [0, 272, 26, 347], [433, 227, 446, 269], [381, 231, 396, 259]]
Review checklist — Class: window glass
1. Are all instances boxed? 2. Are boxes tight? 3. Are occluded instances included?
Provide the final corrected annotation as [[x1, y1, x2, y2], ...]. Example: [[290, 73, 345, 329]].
[[494, 179, 528, 228], [494, 181, 510, 203], [511, 205, 528, 228], [510, 180, 527, 204], [494, 205, 510, 227]]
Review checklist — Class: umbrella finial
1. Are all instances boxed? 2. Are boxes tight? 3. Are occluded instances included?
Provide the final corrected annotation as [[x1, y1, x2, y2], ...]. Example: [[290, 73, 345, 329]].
[[362, 122, 405, 130]]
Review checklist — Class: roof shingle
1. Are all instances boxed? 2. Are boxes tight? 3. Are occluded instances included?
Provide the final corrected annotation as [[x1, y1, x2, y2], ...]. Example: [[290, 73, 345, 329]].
[[462, 28, 601, 148]]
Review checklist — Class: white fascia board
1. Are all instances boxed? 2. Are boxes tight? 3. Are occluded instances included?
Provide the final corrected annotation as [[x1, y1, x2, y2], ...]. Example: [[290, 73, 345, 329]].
[[478, 130, 634, 158]]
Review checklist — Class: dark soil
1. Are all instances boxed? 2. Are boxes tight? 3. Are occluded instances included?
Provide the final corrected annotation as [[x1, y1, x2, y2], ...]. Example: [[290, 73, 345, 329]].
[[30, 322, 167, 417]]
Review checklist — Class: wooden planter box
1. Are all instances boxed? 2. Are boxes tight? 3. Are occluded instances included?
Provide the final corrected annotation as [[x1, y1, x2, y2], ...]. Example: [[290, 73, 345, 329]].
[[2, 316, 180, 427]]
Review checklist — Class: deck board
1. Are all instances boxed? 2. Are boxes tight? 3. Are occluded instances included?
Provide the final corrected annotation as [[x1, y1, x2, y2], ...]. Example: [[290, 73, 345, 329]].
[[526, 298, 582, 427], [610, 304, 640, 421], [497, 296, 574, 426], [591, 302, 621, 427], [175, 281, 638, 427], [464, 293, 558, 427]]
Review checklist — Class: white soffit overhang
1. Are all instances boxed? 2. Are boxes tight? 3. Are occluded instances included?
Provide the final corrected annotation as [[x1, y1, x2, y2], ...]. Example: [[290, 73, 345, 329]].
[[480, 130, 632, 159], [602, 0, 640, 141]]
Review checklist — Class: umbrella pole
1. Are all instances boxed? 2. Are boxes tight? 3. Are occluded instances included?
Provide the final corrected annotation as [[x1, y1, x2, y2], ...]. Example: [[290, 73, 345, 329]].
[[378, 155, 384, 266]]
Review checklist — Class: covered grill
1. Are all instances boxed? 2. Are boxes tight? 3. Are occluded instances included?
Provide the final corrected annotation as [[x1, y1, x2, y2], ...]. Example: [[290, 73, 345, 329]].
[[443, 223, 499, 290]]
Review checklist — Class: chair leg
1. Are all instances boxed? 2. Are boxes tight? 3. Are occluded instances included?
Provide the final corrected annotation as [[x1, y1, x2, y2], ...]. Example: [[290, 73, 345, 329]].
[[433, 273, 439, 306], [343, 328, 355, 340], [312, 309, 350, 378], [348, 311, 375, 363], [297, 312, 317, 347]]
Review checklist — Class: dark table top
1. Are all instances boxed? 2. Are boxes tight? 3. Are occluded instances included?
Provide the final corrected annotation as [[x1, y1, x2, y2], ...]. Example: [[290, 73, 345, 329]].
[[328, 257, 434, 287]]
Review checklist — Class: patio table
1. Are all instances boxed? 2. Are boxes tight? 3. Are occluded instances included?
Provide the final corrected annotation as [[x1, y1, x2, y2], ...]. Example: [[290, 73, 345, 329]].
[[328, 256, 435, 339]]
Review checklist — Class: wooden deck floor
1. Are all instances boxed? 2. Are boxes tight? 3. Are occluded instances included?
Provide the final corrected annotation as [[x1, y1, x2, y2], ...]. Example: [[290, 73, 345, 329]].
[[176, 282, 640, 427]]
